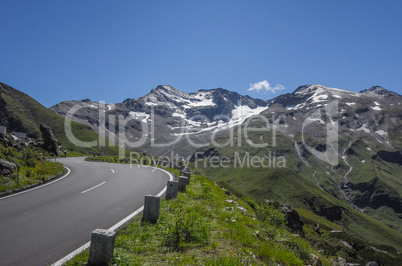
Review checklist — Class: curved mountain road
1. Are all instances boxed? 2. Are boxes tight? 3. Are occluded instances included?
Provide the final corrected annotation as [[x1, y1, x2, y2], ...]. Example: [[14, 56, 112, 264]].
[[0, 157, 172, 266]]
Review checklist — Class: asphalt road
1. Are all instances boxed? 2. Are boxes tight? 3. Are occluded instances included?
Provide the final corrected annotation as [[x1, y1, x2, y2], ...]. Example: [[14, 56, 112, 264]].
[[0, 157, 172, 266]]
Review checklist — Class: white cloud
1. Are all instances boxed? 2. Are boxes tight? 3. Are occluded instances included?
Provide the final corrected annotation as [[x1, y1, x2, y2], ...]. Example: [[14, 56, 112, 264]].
[[247, 80, 285, 93]]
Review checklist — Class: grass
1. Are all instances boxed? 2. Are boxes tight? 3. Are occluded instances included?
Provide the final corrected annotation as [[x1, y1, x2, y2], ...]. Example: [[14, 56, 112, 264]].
[[0, 82, 121, 155], [66, 168, 330, 265], [0, 144, 64, 193], [198, 163, 402, 252], [189, 125, 402, 253]]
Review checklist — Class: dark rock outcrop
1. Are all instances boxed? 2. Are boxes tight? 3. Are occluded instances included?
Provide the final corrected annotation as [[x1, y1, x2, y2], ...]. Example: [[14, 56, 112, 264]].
[[281, 204, 304, 234], [318, 206, 343, 222], [349, 178, 402, 214], [0, 134, 12, 147], [40, 123, 61, 156], [189, 147, 221, 162], [373, 150, 402, 165], [0, 159, 16, 177]]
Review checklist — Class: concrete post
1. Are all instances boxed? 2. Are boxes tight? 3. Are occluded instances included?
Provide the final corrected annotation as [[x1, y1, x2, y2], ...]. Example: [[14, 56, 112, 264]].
[[88, 229, 116, 266], [166, 180, 179, 200], [142, 195, 160, 223], [178, 176, 188, 192], [182, 171, 191, 183]]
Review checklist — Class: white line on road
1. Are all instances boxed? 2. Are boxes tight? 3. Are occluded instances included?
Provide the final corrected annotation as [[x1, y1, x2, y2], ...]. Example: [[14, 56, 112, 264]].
[[81, 181, 106, 194], [111, 169, 115, 174], [52, 166, 174, 266]]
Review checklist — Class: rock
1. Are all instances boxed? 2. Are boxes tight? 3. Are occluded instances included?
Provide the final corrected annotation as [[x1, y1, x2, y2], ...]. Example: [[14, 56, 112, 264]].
[[189, 147, 220, 162], [340, 240, 353, 249], [40, 123, 61, 156], [338, 257, 347, 266], [0, 134, 12, 147], [319, 206, 343, 221], [237, 206, 247, 213], [281, 204, 304, 234], [365, 262, 378, 266], [0, 159, 16, 177], [310, 253, 322, 266], [314, 223, 322, 235]]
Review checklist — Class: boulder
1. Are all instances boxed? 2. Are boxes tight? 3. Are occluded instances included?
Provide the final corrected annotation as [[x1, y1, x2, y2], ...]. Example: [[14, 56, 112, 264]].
[[319, 206, 343, 221], [314, 223, 322, 235], [310, 254, 322, 266], [281, 204, 304, 234], [0, 159, 16, 177], [338, 257, 347, 266], [189, 147, 220, 162], [0, 134, 12, 147], [40, 123, 61, 156]]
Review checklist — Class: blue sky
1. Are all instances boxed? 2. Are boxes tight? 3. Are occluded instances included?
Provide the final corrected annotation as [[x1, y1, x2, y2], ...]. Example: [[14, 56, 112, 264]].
[[1, 0, 402, 107]]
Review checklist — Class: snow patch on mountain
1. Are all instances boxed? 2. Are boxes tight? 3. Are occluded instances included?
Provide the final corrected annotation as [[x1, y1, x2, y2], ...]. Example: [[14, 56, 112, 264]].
[[375, 129, 387, 137], [129, 111, 150, 123], [357, 123, 370, 133]]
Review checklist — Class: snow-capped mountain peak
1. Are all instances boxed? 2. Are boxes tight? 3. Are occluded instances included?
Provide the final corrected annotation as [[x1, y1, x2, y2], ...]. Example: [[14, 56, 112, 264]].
[[359, 86, 400, 96]]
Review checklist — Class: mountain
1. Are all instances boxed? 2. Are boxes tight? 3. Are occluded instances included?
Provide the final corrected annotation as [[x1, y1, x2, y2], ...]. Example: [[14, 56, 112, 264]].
[[51, 85, 268, 156], [360, 86, 400, 96], [0, 82, 117, 155], [51, 83, 402, 251], [190, 84, 402, 252]]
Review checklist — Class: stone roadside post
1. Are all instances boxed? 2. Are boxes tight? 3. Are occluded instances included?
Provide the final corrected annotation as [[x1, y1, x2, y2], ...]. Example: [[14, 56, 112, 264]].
[[88, 229, 116, 265], [182, 171, 191, 183], [142, 195, 160, 223], [178, 176, 188, 192], [166, 180, 179, 200]]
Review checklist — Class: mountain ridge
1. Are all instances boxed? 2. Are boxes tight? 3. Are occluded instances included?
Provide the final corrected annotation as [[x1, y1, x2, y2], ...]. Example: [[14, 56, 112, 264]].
[[0, 82, 118, 155]]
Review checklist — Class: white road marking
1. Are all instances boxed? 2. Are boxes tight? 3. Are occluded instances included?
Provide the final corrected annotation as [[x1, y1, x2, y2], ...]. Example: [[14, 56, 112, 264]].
[[0, 167, 71, 201], [81, 181, 106, 194], [111, 169, 115, 174], [52, 166, 174, 266]]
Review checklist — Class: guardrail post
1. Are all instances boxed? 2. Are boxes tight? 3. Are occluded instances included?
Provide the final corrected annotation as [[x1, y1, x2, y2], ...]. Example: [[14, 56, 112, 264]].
[[166, 180, 179, 200], [142, 195, 160, 223], [182, 171, 191, 183], [88, 229, 116, 265], [178, 176, 188, 192]]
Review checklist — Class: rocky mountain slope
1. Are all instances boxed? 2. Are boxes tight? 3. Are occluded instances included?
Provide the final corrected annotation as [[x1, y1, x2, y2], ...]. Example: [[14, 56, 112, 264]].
[[51, 85, 268, 156], [0, 82, 117, 155], [51, 83, 402, 236], [3, 80, 402, 260], [192, 84, 402, 244]]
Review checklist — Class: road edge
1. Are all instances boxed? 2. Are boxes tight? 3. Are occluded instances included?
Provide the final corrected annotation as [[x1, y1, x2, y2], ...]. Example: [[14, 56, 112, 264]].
[[51, 165, 174, 266], [0, 166, 71, 200]]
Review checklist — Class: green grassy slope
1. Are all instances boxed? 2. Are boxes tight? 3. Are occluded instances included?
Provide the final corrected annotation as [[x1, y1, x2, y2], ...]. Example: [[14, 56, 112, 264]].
[[0, 82, 118, 155], [0, 143, 64, 192], [199, 165, 402, 252], [190, 125, 402, 253], [68, 167, 333, 265]]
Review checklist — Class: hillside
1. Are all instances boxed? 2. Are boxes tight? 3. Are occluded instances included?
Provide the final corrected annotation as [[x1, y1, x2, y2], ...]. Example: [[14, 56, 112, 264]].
[[51, 85, 268, 156], [64, 160, 401, 265], [50, 83, 402, 236], [0, 82, 118, 155], [190, 119, 402, 256]]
